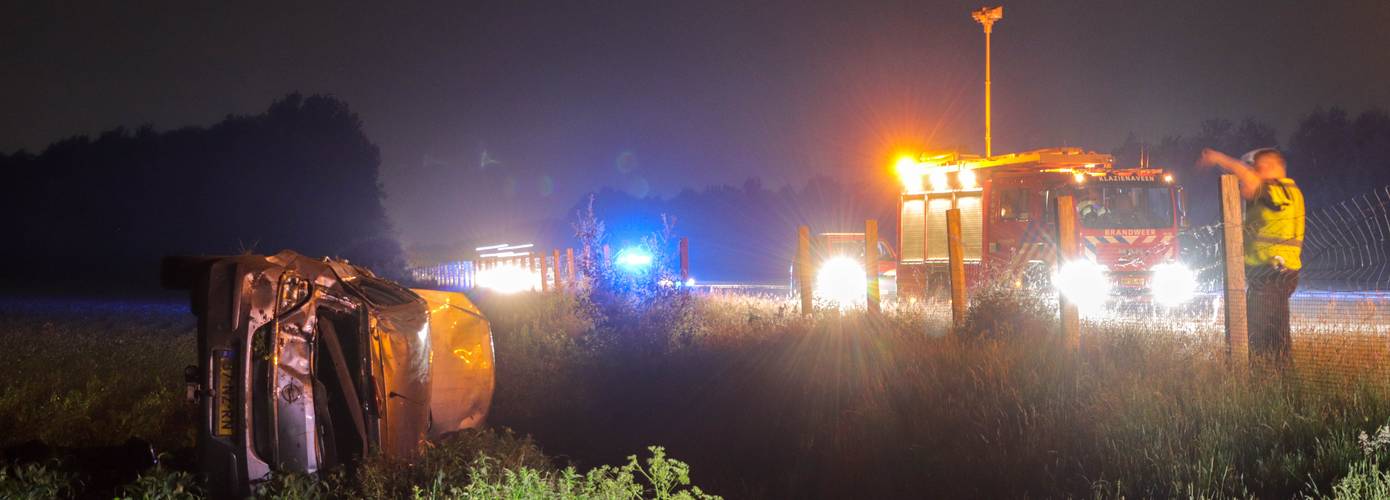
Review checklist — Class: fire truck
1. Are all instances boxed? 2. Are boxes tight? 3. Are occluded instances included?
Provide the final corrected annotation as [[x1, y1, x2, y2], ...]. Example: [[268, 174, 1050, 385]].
[[894, 148, 1196, 308]]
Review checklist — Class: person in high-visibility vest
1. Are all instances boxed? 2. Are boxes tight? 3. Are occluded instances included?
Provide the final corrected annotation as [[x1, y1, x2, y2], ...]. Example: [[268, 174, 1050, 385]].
[[1200, 147, 1305, 364]]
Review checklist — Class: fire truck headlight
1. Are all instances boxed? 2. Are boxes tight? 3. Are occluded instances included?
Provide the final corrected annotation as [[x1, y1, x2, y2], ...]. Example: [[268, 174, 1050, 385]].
[[815, 257, 866, 308], [1150, 262, 1197, 306], [1055, 260, 1110, 310]]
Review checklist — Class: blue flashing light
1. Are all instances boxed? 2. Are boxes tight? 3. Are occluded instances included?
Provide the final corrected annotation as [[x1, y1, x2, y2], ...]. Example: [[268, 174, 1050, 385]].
[[615, 247, 654, 272]]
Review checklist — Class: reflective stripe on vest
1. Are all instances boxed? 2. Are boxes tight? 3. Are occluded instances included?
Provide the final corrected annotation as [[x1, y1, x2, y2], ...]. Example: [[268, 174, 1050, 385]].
[[1244, 178, 1305, 269]]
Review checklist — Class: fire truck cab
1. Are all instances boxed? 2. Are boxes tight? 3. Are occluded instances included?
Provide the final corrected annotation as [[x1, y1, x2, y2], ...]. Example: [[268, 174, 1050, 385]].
[[896, 148, 1194, 308]]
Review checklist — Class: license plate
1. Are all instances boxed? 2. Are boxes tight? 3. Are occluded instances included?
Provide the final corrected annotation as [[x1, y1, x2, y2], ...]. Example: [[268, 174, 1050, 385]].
[[214, 349, 235, 437], [1120, 276, 1147, 287]]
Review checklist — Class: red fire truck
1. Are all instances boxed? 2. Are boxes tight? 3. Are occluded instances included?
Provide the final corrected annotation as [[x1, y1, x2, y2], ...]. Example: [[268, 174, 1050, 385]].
[[895, 147, 1195, 308]]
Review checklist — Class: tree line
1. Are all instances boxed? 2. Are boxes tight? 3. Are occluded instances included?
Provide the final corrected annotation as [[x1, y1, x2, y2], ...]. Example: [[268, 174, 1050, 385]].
[[0, 94, 404, 289]]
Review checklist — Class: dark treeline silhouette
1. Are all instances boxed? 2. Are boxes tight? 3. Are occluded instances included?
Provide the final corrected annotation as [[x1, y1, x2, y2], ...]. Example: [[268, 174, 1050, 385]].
[[7, 96, 1386, 288], [1, 93, 404, 290], [1114, 106, 1390, 225], [571, 177, 897, 283]]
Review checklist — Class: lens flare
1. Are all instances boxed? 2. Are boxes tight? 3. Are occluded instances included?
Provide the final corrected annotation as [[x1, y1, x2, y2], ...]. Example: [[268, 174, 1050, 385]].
[[1055, 260, 1110, 311], [895, 156, 924, 192], [815, 256, 867, 308], [615, 247, 654, 272], [476, 265, 539, 294], [894, 155, 919, 175], [1150, 262, 1197, 306]]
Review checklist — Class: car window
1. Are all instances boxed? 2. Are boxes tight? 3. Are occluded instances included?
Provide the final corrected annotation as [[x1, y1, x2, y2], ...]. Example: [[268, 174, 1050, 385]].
[[357, 279, 416, 306], [1077, 186, 1174, 229]]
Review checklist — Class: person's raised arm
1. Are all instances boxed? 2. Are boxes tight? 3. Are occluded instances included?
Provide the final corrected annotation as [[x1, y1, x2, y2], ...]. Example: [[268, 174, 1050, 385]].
[[1199, 148, 1262, 200]]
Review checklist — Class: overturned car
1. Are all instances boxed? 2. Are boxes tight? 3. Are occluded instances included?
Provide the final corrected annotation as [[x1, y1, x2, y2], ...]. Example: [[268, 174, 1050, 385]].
[[162, 251, 494, 496]]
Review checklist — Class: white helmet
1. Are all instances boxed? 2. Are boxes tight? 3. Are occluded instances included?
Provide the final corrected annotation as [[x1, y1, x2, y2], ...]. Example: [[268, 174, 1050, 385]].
[[1241, 147, 1280, 165]]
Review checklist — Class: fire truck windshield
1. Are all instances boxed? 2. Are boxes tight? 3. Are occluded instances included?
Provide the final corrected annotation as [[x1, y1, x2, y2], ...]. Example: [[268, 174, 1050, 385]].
[[1076, 186, 1174, 229]]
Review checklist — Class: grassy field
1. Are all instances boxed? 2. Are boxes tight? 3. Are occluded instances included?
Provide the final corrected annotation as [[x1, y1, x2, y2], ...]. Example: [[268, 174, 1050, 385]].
[[3, 290, 1390, 498]]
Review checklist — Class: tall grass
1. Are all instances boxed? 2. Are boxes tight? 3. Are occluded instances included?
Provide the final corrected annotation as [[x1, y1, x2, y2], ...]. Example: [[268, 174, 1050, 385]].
[[480, 288, 1390, 498], [0, 298, 194, 451], [4, 291, 1390, 498]]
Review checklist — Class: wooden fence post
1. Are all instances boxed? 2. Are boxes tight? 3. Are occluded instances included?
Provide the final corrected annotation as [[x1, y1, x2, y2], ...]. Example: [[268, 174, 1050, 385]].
[[946, 209, 967, 332], [797, 226, 813, 315], [1221, 174, 1249, 369], [865, 219, 880, 314], [1056, 195, 1081, 352], [679, 238, 690, 283], [566, 248, 576, 285]]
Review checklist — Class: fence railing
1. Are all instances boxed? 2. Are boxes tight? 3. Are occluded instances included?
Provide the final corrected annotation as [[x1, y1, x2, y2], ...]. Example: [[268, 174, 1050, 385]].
[[410, 250, 578, 292], [409, 239, 693, 293]]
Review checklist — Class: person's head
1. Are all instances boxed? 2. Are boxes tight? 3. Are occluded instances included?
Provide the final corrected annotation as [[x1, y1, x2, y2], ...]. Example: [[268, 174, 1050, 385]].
[[1242, 148, 1287, 179]]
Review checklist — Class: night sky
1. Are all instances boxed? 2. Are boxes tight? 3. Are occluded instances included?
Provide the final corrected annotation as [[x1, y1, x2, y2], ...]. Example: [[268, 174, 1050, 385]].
[[4, 0, 1388, 248]]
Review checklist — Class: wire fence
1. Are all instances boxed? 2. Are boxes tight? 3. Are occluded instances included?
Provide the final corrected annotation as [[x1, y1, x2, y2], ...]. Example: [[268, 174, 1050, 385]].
[[1170, 184, 1390, 389]]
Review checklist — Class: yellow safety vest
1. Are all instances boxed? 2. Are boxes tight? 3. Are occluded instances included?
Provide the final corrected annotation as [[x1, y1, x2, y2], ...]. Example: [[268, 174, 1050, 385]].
[[1245, 178, 1305, 269]]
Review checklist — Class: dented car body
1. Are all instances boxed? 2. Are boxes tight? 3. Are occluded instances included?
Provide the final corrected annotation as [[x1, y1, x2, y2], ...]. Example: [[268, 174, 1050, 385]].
[[162, 251, 494, 496]]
